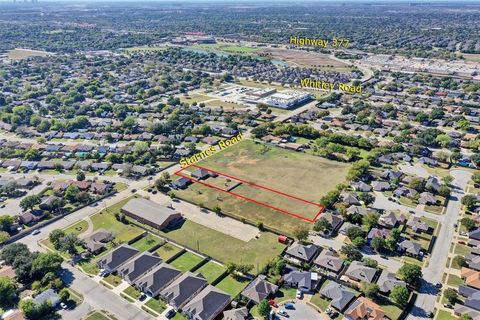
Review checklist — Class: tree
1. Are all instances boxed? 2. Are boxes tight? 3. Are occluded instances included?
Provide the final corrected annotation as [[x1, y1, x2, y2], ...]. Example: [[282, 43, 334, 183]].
[[371, 237, 386, 253], [155, 178, 167, 191], [293, 227, 309, 242], [362, 257, 378, 268], [340, 244, 362, 261], [461, 217, 477, 231], [49, 229, 66, 249], [58, 234, 83, 255], [452, 255, 467, 268], [0, 215, 13, 232], [442, 175, 454, 186], [352, 237, 366, 248], [0, 231, 9, 244], [346, 226, 365, 240], [473, 172, 480, 185], [59, 288, 70, 302], [313, 217, 331, 233], [461, 315, 473, 320], [65, 185, 80, 202], [76, 171, 85, 181], [75, 191, 91, 203], [0, 243, 30, 265], [462, 195, 477, 211], [31, 253, 63, 278], [0, 276, 17, 306], [444, 288, 458, 305], [319, 189, 340, 209], [257, 299, 271, 319], [19, 299, 37, 319], [397, 263, 422, 287], [363, 212, 380, 230], [438, 185, 451, 197], [360, 282, 379, 298], [390, 285, 409, 306], [19, 195, 41, 211]]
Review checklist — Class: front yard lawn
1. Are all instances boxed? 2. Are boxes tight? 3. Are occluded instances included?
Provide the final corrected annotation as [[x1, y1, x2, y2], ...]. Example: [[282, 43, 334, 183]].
[[64, 220, 89, 235], [310, 293, 330, 311], [145, 298, 167, 314], [454, 244, 471, 256], [194, 261, 225, 283], [436, 310, 458, 320], [447, 275, 464, 287], [375, 296, 403, 320], [103, 274, 122, 287], [123, 286, 142, 300], [155, 243, 183, 261], [275, 287, 297, 303], [130, 234, 164, 252], [170, 252, 204, 272], [215, 275, 249, 298], [85, 311, 111, 320]]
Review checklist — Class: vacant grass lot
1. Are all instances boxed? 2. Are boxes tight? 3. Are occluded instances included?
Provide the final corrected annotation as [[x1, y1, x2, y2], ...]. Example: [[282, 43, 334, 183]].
[[7, 48, 51, 60], [194, 261, 225, 283], [215, 275, 249, 298], [159, 220, 285, 272], [170, 252, 204, 272], [176, 140, 350, 232]]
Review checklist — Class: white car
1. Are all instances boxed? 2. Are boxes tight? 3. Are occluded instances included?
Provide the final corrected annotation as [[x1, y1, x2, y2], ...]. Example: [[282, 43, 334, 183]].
[[296, 290, 303, 298], [60, 302, 67, 310]]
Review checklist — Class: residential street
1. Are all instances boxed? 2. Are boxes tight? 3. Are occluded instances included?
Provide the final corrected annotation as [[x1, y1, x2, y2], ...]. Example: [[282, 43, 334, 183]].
[[407, 169, 471, 319]]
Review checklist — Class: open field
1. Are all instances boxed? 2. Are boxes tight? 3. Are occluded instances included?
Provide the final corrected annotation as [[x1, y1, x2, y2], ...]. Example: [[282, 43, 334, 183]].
[[264, 48, 350, 70], [7, 48, 51, 60], [190, 43, 260, 55], [179, 93, 213, 104], [175, 140, 349, 232]]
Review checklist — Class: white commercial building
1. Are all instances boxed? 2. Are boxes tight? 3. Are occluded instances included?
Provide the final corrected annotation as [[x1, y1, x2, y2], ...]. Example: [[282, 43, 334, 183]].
[[261, 90, 313, 109]]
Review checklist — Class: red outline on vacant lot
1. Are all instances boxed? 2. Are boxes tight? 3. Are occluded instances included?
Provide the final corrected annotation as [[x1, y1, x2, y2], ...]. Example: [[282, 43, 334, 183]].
[[174, 164, 324, 223]]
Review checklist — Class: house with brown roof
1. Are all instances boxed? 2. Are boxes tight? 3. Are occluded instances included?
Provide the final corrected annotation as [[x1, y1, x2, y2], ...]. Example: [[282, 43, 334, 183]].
[[462, 267, 480, 290], [344, 297, 385, 320], [241, 275, 278, 305]]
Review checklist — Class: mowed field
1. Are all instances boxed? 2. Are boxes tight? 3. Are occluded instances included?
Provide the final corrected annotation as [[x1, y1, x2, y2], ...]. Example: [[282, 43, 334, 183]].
[[7, 48, 51, 60], [175, 140, 351, 234]]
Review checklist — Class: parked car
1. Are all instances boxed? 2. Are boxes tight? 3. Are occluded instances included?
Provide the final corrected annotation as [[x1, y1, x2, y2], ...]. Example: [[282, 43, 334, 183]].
[[99, 270, 110, 278], [268, 299, 278, 308], [165, 308, 176, 319], [296, 290, 303, 299], [32, 230, 41, 235], [284, 303, 295, 310], [278, 310, 289, 317], [139, 293, 147, 301], [60, 302, 68, 310]]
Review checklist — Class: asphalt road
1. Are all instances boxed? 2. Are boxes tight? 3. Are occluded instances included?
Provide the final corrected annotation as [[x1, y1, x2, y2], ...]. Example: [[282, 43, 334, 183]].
[[407, 169, 471, 319]]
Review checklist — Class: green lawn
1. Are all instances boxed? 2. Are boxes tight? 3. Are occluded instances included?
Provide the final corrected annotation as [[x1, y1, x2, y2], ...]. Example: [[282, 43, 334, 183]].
[[215, 275, 249, 298], [447, 275, 464, 287], [310, 294, 330, 311], [79, 261, 100, 275], [85, 311, 112, 320], [90, 198, 144, 243], [155, 243, 183, 261], [170, 252, 204, 272], [123, 286, 142, 300], [131, 234, 164, 252], [103, 274, 123, 287], [64, 220, 89, 236], [194, 261, 225, 283], [172, 313, 188, 320], [436, 310, 458, 320], [158, 220, 285, 272], [454, 244, 471, 256], [145, 298, 167, 314], [275, 287, 297, 303], [376, 297, 403, 320]]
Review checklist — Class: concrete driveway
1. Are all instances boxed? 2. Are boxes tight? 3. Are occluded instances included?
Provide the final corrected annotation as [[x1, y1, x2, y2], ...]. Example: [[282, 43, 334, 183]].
[[275, 301, 322, 320]]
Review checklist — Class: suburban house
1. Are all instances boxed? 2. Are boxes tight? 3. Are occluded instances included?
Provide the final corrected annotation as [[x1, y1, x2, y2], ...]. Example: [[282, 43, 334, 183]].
[[97, 244, 140, 273], [320, 212, 344, 232], [241, 275, 278, 305], [282, 270, 319, 292], [159, 272, 208, 310], [223, 307, 249, 320], [171, 177, 192, 190], [377, 270, 406, 294], [190, 168, 217, 180], [314, 250, 344, 275], [378, 211, 406, 229], [371, 181, 391, 192], [462, 268, 480, 290], [121, 198, 183, 230], [343, 261, 378, 284], [135, 263, 182, 297], [319, 281, 356, 312], [344, 297, 385, 320], [117, 252, 163, 284], [33, 289, 61, 308], [82, 229, 113, 254], [398, 239, 423, 257], [407, 217, 431, 234], [284, 242, 320, 264], [182, 285, 231, 320]]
